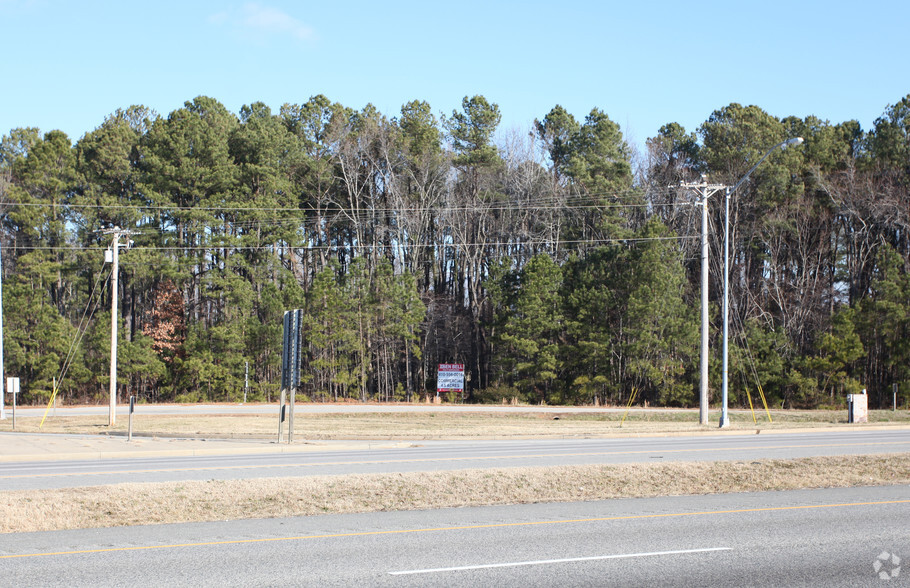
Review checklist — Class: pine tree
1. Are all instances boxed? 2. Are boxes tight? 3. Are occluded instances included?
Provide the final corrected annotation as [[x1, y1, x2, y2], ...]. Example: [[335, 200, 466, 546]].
[[494, 254, 563, 402]]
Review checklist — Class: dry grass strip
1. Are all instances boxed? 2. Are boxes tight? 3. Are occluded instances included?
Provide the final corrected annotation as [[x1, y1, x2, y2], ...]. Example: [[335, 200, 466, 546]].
[[2, 453, 908, 534], [6, 410, 910, 439]]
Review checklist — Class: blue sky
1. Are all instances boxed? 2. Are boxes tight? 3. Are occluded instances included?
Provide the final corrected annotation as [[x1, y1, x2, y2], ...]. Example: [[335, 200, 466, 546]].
[[1, 0, 906, 150]]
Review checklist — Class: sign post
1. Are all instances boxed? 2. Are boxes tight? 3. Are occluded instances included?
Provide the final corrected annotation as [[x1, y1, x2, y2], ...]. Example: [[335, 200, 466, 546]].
[[7, 377, 19, 431], [277, 388, 287, 443], [280, 310, 303, 443], [128, 395, 136, 441], [436, 364, 465, 401]]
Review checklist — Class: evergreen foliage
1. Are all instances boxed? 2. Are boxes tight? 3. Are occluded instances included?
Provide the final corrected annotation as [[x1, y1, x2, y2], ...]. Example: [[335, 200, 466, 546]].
[[1, 94, 909, 408]]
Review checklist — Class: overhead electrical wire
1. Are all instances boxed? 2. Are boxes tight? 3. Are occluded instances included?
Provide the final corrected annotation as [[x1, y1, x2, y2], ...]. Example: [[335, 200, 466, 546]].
[[0, 185, 690, 214], [3, 183, 707, 253], [50, 260, 113, 407], [13, 235, 699, 253]]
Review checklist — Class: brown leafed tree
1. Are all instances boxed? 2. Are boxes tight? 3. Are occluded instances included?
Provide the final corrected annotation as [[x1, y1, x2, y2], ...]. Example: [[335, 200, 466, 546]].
[[143, 279, 186, 362]]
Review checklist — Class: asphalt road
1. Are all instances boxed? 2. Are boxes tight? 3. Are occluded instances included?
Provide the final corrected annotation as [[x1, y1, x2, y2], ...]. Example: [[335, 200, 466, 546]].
[[2, 485, 907, 586], [3, 430, 910, 491]]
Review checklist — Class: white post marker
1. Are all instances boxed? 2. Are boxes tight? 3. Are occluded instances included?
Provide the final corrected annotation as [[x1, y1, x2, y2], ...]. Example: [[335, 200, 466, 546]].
[[128, 395, 135, 442], [277, 388, 287, 443], [7, 377, 19, 430]]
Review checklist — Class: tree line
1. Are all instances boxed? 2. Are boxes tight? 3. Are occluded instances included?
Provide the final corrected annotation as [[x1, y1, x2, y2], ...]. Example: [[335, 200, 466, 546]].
[[1, 93, 908, 409]]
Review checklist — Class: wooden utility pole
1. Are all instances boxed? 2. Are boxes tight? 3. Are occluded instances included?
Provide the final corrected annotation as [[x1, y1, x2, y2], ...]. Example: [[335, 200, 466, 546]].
[[679, 179, 727, 425], [109, 230, 120, 426], [103, 228, 138, 426]]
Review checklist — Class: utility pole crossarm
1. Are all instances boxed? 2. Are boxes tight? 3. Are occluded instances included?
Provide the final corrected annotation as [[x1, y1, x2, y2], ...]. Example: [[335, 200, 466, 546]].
[[677, 179, 729, 426]]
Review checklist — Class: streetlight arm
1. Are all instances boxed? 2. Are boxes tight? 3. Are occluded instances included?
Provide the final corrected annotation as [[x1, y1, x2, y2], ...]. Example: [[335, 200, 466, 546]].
[[728, 137, 804, 196]]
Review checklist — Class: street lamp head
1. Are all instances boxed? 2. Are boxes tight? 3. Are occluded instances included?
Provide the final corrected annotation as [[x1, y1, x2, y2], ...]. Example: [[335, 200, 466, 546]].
[[782, 137, 804, 149]]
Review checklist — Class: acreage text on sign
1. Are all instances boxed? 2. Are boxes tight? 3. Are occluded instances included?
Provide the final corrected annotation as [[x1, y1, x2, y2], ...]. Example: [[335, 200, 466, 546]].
[[437, 364, 465, 393]]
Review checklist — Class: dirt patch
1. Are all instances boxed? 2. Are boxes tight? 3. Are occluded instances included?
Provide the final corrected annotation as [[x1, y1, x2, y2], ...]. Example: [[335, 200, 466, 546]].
[[2, 453, 908, 534]]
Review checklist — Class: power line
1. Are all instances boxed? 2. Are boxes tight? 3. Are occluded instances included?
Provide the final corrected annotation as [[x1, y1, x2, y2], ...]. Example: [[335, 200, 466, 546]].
[[12, 234, 699, 253], [0, 186, 688, 214]]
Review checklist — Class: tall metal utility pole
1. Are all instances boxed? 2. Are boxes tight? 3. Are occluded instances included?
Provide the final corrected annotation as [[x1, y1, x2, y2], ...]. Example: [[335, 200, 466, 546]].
[[103, 227, 137, 426], [0, 234, 5, 421], [719, 138, 803, 428], [679, 179, 727, 425]]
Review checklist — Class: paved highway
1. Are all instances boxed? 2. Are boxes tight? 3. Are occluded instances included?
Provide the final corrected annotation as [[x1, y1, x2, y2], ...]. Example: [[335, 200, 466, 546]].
[[3, 430, 910, 490], [1, 485, 907, 586]]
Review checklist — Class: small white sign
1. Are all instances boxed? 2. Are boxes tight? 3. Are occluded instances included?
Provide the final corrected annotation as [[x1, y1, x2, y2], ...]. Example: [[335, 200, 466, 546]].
[[437, 364, 464, 393], [6, 377, 19, 395]]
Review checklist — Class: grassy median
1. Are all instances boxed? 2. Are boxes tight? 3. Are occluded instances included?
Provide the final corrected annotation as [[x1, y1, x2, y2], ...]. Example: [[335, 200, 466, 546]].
[[4, 408, 910, 439], [2, 453, 909, 534]]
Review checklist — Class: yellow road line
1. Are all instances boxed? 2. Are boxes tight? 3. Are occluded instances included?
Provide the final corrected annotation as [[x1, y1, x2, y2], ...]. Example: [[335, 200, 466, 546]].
[[2, 499, 909, 560], [2, 441, 908, 480]]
